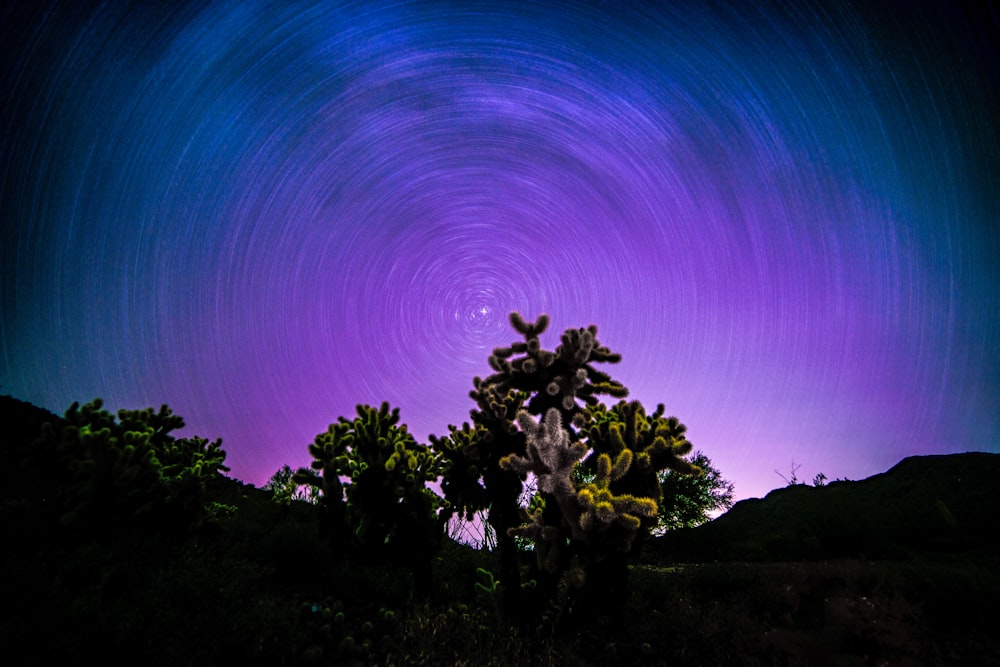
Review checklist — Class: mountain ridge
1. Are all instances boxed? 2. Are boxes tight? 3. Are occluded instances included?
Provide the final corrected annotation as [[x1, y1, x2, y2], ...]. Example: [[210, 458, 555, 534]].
[[647, 451, 1000, 562]]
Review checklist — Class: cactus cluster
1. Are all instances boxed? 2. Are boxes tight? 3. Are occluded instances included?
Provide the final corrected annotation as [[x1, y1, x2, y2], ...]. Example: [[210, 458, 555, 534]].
[[498, 406, 665, 571], [432, 312, 701, 623], [582, 401, 702, 546], [500, 400, 702, 613], [28, 399, 228, 534], [435, 311, 628, 530], [295, 402, 446, 592], [291, 312, 703, 624]]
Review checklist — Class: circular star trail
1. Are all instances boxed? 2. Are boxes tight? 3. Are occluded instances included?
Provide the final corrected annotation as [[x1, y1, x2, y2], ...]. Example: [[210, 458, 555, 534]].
[[2, 0, 998, 499]]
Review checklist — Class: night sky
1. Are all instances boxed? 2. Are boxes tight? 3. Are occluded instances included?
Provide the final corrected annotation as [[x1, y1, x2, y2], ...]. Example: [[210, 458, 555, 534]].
[[2, 0, 998, 502]]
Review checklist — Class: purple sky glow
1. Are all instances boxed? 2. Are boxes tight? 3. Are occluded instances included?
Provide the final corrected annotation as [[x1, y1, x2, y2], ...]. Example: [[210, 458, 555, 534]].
[[2, 0, 998, 502]]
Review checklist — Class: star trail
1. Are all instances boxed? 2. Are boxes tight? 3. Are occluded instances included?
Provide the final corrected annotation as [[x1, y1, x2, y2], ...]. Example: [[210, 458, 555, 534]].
[[2, 0, 998, 501]]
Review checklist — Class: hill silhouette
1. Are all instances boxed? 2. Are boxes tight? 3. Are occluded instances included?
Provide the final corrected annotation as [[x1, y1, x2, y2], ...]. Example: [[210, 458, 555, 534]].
[[0, 395, 63, 498], [647, 452, 1000, 562], [0, 394, 61, 445]]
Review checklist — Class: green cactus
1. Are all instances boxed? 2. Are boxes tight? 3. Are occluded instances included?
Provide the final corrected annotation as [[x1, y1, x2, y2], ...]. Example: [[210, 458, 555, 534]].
[[500, 407, 665, 581], [296, 402, 446, 595], [443, 314, 703, 624], [403, 312, 706, 625], [435, 312, 648, 623], [477, 313, 628, 424], [584, 400, 702, 529], [27, 399, 227, 536]]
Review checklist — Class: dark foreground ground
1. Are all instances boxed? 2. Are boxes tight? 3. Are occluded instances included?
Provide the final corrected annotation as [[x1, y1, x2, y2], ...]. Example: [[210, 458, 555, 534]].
[[3, 470, 998, 667]]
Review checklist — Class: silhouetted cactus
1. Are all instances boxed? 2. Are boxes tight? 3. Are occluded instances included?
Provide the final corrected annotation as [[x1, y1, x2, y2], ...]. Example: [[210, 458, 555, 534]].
[[26, 399, 227, 535], [435, 312, 653, 623], [480, 313, 628, 422], [446, 313, 704, 624], [431, 381, 529, 618], [296, 402, 446, 594]]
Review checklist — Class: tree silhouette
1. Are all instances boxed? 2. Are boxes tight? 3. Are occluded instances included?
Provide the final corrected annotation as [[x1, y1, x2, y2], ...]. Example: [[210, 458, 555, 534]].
[[655, 450, 734, 533], [264, 464, 319, 505]]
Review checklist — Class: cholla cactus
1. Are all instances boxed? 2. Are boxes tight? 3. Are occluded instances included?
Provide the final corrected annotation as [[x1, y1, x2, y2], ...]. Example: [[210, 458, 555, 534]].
[[297, 403, 446, 593], [577, 450, 658, 539], [432, 381, 529, 618], [499, 408, 582, 576], [439, 311, 631, 540], [430, 422, 494, 521], [482, 313, 628, 422], [436, 313, 702, 621], [501, 407, 664, 570], [498, 400, 703, 624], [585, 401, 702, 527], [503, 408, 586, 501], [29, 399, 227, 535]]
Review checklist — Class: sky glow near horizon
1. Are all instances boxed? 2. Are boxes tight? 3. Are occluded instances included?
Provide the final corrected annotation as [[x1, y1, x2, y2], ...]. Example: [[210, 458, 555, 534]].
[[2, 0, 998, 502]]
